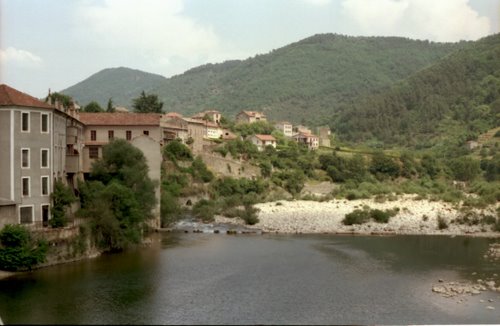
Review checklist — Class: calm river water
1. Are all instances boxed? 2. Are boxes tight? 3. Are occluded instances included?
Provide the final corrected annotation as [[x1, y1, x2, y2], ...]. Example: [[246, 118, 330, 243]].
[[1, 233, 499, 325]]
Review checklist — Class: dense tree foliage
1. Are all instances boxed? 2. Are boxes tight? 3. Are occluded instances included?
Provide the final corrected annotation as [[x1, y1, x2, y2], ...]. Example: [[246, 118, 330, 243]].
[[46, 92, 74, 108], [163, 140, 193, 162], [83, 101, 104, 113], [334, 34, 500, 147], [79, 140, 156, 251], [106, 98, 115, 112], [50, 179, 76, 228], [232, 121, 275, 137], [0, 225, 48, 271], [132, 91, 163, 113]]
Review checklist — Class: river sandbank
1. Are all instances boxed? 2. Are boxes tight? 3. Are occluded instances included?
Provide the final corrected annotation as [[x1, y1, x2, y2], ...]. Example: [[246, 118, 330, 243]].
[[215, 194, 500, 237]]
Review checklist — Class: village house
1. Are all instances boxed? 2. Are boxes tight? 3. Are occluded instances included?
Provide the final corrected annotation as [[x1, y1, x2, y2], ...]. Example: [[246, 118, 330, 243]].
[[78, 112, 162, 173], [191, 110, 222, 124], [316, 125, 331, 147], [163, 110, 229, 152], [248, 134, 277, 151], [236, 110, 267, 124], [160, 114, 189, 144], [78, 112, 163, 227], [0, 84, 84, 229], [274, 121, 293, 137], [293, 132, 319, 150], [293, 125, 312, 135]]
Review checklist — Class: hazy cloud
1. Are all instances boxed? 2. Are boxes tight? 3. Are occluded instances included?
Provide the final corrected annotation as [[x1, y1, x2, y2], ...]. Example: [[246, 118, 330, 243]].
[[0, 47, 43, 66], [341, 0, 491, 41], [300, 0, 332, 6], [74, 0, 225, 74]]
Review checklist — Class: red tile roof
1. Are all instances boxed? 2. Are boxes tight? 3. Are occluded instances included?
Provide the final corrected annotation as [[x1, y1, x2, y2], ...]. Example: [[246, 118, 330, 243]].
[[164, 112, 183, 118], [254, 134, 276, 141], [79, 112, 161, 126], [0, 84, 53, 109]]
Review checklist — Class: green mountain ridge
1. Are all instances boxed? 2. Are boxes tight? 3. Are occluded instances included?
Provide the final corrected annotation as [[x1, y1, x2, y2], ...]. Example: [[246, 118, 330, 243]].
[[334, 33, 500, 148], [61, 34, 463, 125], [62, 67, 167, 108]]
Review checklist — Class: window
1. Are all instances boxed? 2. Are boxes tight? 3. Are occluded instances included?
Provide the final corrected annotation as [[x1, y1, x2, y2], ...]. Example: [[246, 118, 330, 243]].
[[41, 113, 49, 133], [89, 146, 99, 159], [126, 130, 132, 141], [21, 112, 29, 132], [90, 130, 97, 141], [108, 130, 114, 140], [41, 176, 49, 196], [143, 130, 149, 136], [41, 205, 50, 227], [20, 206, 33, 224], [21, 148, 30, 168], [22, 177, 30, 197], [41, 149, 49, 168]]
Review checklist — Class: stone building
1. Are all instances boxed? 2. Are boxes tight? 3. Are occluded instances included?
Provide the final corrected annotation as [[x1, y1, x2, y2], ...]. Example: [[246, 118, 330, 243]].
[[236, 110, 267, 124]]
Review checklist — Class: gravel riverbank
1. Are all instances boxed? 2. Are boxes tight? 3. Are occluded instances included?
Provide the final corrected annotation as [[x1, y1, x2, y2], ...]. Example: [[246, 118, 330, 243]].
[[215, 195, 500, 237]]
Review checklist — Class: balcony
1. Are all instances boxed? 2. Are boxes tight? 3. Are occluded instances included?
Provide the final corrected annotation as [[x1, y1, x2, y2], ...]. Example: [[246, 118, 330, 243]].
[[66, 135, 77, 145], [66, 154, 80, 173]]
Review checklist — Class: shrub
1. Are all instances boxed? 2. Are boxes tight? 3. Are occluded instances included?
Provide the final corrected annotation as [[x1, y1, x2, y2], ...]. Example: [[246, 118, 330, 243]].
[[190, 156, 214, 183], [370, 209, 391, 223], [494, 219, 500, 232], [240, 205, 260, 225], [0, 225, 48, 271], [50, 179, 76, 228], [448, 156, 481, 182], [192, 199, 217, 222], [481, 215, 497, 225], [163, 140, 193, 162], [437, 216, 449, 230], [161, 191, 182, 227], [369, 152, 401, 179], [343, 209, 370, 225]]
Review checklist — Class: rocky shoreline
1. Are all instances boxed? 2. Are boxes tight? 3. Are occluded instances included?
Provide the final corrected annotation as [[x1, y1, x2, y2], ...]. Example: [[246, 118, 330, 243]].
[[214, 195, 500, 237]]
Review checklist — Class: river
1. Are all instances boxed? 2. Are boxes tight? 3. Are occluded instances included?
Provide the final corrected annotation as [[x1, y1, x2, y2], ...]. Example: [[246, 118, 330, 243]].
[[0, 233, 499, 324]]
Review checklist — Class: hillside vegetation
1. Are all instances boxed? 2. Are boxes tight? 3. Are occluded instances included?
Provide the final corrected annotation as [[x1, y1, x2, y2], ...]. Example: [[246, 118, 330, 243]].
[[61, 34, 462, 125], [334, 33, 500, 148], [62, 67, 167, 108]]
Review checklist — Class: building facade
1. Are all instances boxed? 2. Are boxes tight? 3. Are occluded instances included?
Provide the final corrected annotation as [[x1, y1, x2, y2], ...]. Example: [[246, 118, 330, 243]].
[[275, 121, 293, 137], [79, 113, 162, 173], [0, 84, 83, 228], [249, 134, 277, 151], [293, 132, 319, 150]]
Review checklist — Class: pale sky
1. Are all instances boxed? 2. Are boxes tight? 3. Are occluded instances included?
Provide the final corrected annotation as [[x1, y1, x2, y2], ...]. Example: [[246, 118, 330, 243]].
[[1, 0, 499, 98]]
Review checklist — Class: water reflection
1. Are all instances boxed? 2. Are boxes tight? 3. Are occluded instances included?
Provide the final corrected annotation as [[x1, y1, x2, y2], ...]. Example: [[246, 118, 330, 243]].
[[0, 234, 499, 325]]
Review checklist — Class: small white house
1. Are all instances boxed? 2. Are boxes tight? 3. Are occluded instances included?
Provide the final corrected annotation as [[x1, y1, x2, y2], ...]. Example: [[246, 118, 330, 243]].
[[249, 134, 277, 151]]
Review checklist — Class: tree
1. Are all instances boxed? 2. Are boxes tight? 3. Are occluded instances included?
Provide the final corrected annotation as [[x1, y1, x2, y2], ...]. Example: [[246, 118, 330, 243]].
[[50, 179, 76, 228], [163, 140, 193, 162], [79, 140, 157, 251], [106, 98, 115, 113], [83, 101, 104, 112], [0, 224, 48, 271], [132, 91, 163, 113], [449, 156, 481, 181], [369, 152, 401, 179], [46, 92, 74, 108], [421, 154, 440, 179]]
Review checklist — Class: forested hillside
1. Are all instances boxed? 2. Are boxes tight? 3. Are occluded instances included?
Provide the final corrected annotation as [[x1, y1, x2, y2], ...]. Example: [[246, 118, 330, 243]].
[[61, 34, 462, 124], [334, 33, 500, 148], [153, 34, 462, 124], [61, 67, 167, 107]]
